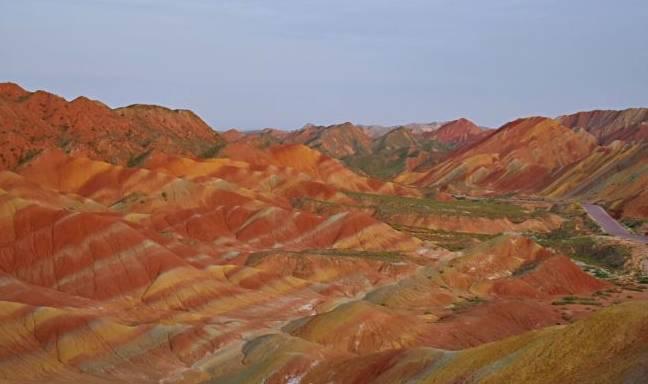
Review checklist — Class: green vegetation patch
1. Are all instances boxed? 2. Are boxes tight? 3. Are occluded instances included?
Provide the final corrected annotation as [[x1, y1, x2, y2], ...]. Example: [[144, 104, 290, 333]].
[[342, 148, 410, 180], [551, 295, 602, 306], [346, 191, 534, 221], [512, 260, 542, 276], [549, 202, 602, 234], [302, 248, 403, 262], [247, 248, 403, 266], [199, 142, 226, 159], [450, 296, 485, 313], [535, 223, 630, 270], [17, 148, 43, 166], [621, 217, 647, 234], [390, 223, 496, 251], [127, 149, 152, 167]]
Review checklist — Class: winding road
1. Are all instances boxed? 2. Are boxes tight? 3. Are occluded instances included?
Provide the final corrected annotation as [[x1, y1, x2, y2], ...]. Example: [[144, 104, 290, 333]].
[[582, 203, 647, 244]]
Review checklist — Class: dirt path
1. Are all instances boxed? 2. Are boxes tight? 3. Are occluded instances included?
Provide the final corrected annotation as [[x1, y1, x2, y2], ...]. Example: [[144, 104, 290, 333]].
[[582, 203, 647, 244]]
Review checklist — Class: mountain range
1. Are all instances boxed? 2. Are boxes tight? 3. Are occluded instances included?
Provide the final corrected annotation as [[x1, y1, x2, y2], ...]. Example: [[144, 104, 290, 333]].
[[0, 82, 646, 384]]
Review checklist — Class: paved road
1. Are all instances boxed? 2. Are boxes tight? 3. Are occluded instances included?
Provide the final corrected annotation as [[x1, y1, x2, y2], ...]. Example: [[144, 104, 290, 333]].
[[582, 203, 648, 244]]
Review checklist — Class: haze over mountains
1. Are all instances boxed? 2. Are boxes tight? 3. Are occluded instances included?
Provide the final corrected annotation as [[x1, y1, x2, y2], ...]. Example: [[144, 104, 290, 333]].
[[0, 82, 647, 384]]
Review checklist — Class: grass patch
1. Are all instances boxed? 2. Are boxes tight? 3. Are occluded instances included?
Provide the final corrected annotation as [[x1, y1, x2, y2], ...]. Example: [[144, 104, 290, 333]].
[[345, 192, 535, 221], [247, 248, 403, 266], [342, 148, 410, 180], [292, 197, 357, 215], [535, 221, 630, 270], [199, 142, 226, 159], [512, 260, 542, 276], [621, 217, 647, 234], [390, 223, 496, 251], [551, 295, 602, 306], [127, 149, 152, 167], [303, 249, 403, 262], [16, 148, 43, 166], [593, 269, 611, 279], [549, 202, 602, 235], [450, 296, 485, 313]]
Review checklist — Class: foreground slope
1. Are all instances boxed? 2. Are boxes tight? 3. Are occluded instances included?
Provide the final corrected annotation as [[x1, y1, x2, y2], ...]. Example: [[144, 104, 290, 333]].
[[300, 301, 648, 384]]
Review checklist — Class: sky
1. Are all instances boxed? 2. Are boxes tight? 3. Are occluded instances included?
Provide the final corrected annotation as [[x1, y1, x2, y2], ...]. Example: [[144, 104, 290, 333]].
[[1, 0, 647, 131]]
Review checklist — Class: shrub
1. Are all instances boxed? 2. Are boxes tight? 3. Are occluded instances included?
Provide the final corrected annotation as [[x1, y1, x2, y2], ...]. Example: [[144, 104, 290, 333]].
[[199, 142, 225, 159], [594, 269, 610, 279], [127, 149, 152, 167], [537, 231, 630, 270], [17, 148, 43, 166]]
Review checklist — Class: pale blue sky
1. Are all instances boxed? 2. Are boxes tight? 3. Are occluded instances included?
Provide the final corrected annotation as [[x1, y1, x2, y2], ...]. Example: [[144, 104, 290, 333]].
[[1, 0, 647, 130]]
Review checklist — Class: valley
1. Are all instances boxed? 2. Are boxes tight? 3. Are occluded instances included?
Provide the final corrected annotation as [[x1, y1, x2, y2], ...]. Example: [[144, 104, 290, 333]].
[[0, 83, 646, 384]]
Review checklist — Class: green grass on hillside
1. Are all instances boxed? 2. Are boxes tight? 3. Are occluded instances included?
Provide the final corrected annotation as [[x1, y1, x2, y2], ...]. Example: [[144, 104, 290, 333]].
[[247, 249, 403, 266], [342, 149, 410, 180], [620, 217, 647, 235], [346, 191, 536, 221], [534, 222, 630, 270], [390, 223, 497, 251], [127, 149, 152, 167]]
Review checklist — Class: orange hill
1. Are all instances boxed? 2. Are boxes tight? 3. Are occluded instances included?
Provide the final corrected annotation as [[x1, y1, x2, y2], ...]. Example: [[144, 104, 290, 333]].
[[558, 108, 648, 145], [403, 117, 598, 193], [0, 82, 224, 169], [422, 118, 490, 147]]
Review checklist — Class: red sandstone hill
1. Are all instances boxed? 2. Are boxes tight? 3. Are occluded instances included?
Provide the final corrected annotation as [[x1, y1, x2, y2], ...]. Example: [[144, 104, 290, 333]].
[[401, 117, 598, 193], [0, 82, 224, 169], [0, 83, 645, 384], [558, 108, 648, 145], [422, 118, 490, 147], [284, 122, 374, 158], [231, 120, 487, 179], [222, 128, 245, 142]]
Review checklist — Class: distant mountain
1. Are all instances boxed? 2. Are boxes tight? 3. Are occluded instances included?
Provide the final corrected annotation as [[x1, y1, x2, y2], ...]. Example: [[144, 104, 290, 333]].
[[358, 122, 445, 138], [221, 128, 245, 142], [0, 82, 645, 384], [422, 118, 491, 147], [284, 122, 373, 158], [402, 117, 598, 193], [400, 114, 647, 218], [558, 108, 648, 145], [225, 119, 486, 179], [0, 82, 224, 169]]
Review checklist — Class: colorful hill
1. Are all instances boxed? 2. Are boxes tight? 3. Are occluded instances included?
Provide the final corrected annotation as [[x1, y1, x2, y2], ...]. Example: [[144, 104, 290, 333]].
[[422, 118, 490, 147], [0, 83, 646, 384], [300, 301, 648, 384], [558, 108, 648, 144], [285, 122, 373, 158], [541, 141, 648, 218], [401, 117, 598, 193], [229, 119, 487, 179], [0, 82, 224, 170]]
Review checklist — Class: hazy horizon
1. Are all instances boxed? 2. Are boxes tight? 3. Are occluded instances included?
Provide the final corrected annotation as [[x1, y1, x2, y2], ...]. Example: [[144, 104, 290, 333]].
[[2, 0, 647, 131]]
